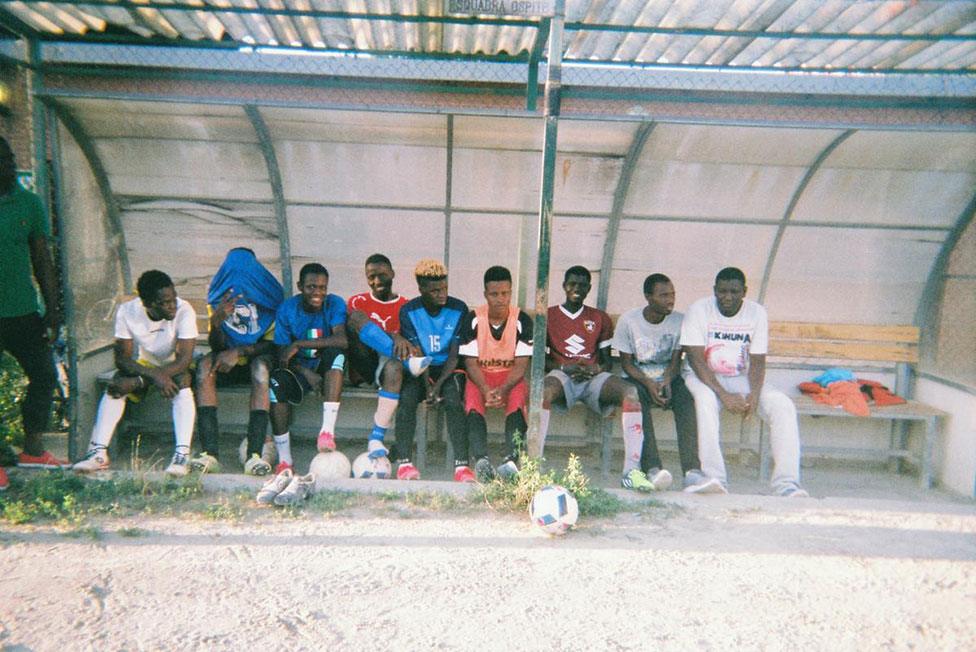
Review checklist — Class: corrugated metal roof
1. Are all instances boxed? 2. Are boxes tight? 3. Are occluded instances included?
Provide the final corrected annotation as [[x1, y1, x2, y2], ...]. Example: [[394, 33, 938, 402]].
[[1, 0, 974, 72]]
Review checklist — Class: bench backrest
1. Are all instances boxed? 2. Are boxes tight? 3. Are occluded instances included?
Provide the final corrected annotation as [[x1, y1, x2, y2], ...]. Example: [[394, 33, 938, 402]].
[[767, 322, 919, 364]]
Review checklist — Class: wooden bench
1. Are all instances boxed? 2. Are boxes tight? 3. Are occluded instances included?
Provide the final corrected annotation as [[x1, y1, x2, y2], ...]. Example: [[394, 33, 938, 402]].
[[760, 322, 946, 488]]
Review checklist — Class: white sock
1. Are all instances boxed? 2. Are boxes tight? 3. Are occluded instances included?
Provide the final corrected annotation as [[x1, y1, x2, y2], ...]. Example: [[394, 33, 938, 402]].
[[90, 393, 127, 449], [373, 392, 399, 432], [172, 388, 195, 453], [538, 408, 551, 456], [321, 401, 340, 434], [274, 432, 292, 466], [621, 410, 643, 473]]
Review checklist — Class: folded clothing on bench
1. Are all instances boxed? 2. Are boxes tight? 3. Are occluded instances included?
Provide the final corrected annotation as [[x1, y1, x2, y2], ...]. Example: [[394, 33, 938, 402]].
[[799, 378, 906, 417]]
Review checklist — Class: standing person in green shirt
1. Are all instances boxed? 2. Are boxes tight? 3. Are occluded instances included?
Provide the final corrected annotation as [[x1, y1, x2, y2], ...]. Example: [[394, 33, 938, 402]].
[[0, 137, 68, 490]]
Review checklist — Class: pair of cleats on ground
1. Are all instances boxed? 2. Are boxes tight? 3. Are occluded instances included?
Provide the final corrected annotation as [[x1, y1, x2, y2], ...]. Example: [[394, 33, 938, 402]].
[[256, 467, 315, 506], [72, 448, 193, 477], [620, 468, 723, 494]]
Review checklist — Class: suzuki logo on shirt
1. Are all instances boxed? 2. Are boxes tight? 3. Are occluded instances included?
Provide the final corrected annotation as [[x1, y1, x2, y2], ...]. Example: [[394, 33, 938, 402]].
[[564, 334, 586, 356]]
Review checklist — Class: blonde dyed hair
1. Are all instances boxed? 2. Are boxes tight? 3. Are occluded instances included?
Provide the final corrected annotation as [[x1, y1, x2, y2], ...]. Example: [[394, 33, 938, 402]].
[[414, 258, 447, 281]]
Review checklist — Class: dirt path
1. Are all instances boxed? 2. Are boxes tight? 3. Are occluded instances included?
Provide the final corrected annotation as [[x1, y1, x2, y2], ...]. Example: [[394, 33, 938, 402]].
[[2, 486, 974, 651]]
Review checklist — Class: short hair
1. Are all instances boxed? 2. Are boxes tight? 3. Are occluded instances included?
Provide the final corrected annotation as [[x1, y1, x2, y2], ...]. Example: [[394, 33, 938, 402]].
[[415, 258, 447, 285], [564, 266, 591, 283], [715, 267, 746, 286], [365, 253, 392, 268], [643, 273, 671, 295], [483, 265, 512, 286], [137, 270, 174, 304], [299, 263, 329, 284]]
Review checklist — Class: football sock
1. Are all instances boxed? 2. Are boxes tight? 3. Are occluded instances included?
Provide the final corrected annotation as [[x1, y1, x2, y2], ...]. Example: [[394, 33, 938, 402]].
[[246, 409, 269, 458], [273, 432, 293, 466], [321, 401, 340, 434], [358, 321, 395, 358], [172, 388, 196, 453], [370, 390, 399, 441], [197, 406, 219, 456], [90, 393, 126, 449], [504, 411, 527, 461], [621, 410, 644, 473]]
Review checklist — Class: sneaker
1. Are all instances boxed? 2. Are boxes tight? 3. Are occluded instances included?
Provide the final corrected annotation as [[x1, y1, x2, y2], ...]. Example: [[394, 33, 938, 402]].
[[647, 467, 673, 491], [73, 448, 110, 473], [778, 482, 809, 498], [0, 467, 8, 491], [190, 452, 221, 474], [274, 461, 293, 476], [317, 431, 336, 452], [405, 355, 433, 377], [257, 467, 294, 505], [396, 462, 420, 481], [240, 438, 278, 467], [18, 450, 71, 469], [682, 470, 728, 495], [274, 473, 316, 506], [474, 457, 495, 483], [496, 459, 519, 480], [621, 468, 654, 492], [454, 465, 476, 483], [244, 453, 272, 476], [367, 439, 388, 459], [165, 452, 190, 477]]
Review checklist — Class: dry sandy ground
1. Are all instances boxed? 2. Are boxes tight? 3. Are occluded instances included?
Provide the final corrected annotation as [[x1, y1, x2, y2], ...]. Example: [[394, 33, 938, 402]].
[[1, 477, 974, 652]]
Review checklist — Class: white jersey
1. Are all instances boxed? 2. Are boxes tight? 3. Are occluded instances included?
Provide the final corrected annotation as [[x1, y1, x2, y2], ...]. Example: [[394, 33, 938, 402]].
[[680, 296, 768, 378], [611, 308, 683, 382], [115, 297, 198, 366]]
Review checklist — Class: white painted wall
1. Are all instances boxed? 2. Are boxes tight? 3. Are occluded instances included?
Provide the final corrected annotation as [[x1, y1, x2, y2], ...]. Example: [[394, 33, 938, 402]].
[[914, 378, 976, 498]]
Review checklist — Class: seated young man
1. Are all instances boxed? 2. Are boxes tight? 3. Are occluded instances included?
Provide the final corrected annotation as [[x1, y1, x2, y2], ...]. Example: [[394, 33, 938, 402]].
[[345, 253, 429, 462], [390, 259, 469, 482], [681, 266, 807, 497], [540, 266, 657, 492], [268, 263, 347, 474], [613, 273, 714, 492], [458, 265, 533, 482], [73, 270, 198, 477], [194, 247, 283, 475]]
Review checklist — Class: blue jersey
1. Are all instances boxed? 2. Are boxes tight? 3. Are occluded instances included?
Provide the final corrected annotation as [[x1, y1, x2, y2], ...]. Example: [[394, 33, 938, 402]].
[[274, 294, 347, 368], [399, 296, 468, 367], [207, 248, 283, 348]]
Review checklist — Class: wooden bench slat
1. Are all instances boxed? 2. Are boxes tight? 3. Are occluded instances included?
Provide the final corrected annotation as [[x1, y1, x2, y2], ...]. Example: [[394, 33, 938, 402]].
[[769, 322, 919, 343], [768, 340, 919, 363]]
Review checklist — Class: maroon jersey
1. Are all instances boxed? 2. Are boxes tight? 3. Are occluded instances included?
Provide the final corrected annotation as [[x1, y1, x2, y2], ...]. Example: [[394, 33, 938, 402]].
[[347, 292, 409, 334], [546, 304, 614, 367]]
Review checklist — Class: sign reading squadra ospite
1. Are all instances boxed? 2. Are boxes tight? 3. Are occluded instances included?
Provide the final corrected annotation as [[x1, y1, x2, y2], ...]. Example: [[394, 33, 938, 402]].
[[447, 0, 555, 17]]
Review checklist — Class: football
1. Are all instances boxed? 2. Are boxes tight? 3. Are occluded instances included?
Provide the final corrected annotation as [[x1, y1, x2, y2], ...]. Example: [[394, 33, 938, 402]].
[[528, 485, 579, 536], [352, 451, 392, 479], [309, 451, 352, 491]]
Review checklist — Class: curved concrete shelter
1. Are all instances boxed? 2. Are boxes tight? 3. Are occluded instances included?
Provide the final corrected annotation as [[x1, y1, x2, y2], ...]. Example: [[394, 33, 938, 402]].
[[0, 0, 973, 495]]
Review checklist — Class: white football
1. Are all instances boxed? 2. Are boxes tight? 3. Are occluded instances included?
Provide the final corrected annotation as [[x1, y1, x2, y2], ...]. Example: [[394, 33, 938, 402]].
[[529, 485, 579, 536], [309, 451, 352, 491], [351, 451, 392, 479]]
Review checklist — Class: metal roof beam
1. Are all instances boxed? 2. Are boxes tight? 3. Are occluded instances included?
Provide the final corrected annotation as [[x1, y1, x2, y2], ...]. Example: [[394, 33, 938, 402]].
[[596, 121, 654, 312], [13, 2, 976, 44], [27, 42, 976, 97], [244, 105, 292, 292]]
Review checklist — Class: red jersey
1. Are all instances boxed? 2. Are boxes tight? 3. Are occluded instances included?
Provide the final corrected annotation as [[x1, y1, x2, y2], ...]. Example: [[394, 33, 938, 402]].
[[347, 292, 409, 334], [546, 304, 614, 367]]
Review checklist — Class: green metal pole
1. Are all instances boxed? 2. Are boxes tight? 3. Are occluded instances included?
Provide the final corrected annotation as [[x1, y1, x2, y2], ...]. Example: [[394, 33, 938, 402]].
[[526, 0, 564, 460], [28, 40, 47, 214]]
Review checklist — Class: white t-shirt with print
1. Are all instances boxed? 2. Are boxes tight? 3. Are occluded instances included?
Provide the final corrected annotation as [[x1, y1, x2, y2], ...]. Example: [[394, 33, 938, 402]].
[[115, 297, 199, 366], [680, 296, 768, 378], [612, 308, 683, 382]]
